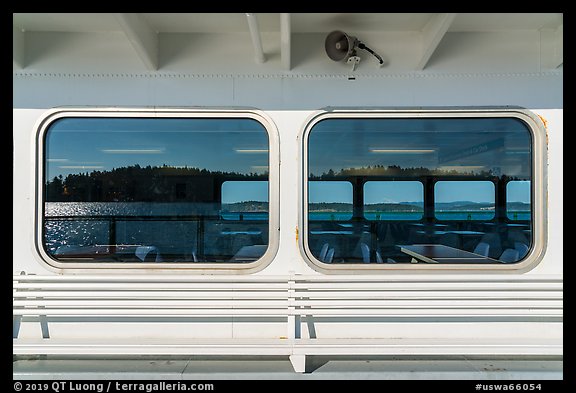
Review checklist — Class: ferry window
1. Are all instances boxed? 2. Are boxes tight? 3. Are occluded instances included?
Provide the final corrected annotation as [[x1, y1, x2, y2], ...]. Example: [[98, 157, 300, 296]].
[[364, 181, 423, 220], [304, 114, 536, 267], [434, 181, 495, 221], [42, 114, 273, 266]]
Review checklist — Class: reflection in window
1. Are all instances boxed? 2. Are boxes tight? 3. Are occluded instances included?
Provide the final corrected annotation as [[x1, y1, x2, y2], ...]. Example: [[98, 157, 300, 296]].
[[507, 181, 530, 220], [306, 115, 533, 265], [308, 181, 353, 221], [435, 181, 495, 221], [43, 116, 270, 264], [221, 181, 268, 220], [364, 181, 423, 220]]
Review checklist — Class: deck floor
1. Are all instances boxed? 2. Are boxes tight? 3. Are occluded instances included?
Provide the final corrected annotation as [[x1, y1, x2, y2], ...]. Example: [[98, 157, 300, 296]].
[[13, 355, 563, 380]]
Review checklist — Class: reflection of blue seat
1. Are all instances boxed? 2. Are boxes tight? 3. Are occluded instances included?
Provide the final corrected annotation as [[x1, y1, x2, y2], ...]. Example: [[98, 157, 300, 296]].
[[514, 242, 529, 259], [360, 243, 387, 264], [473, 242, 490, 257], [135, 246, 162, 262], [360, 243, 370, 263], [480, 233, 502, 259], [324, 248, 334, 263], [319, 243, 330, 262], [499, 248, 519, 263]]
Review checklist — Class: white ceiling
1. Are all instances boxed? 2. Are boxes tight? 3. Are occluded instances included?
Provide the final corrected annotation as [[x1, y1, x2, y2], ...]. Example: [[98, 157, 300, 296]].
[[13, 13, 563, 33], [13, 13, 563, 73]]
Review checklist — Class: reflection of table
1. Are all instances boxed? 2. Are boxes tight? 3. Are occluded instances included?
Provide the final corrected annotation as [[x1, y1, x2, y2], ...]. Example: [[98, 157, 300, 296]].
[[483, 223, 530, 228], [410, 223, 449, 227], [416, 230, 484, 236], [231, 244, 268, 262], [448, 230, 485, 236], [221, 230, 262, 235], [399, 244, 499, 264], [310, 230, 354, 235]]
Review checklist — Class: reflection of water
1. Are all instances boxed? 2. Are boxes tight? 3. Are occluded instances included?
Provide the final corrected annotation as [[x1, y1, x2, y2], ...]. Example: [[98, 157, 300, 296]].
[[45, 202, 221, 217], [44, 202, 269, 255]]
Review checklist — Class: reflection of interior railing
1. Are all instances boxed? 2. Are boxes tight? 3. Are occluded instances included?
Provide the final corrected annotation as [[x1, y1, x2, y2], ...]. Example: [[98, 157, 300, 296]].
[[45, 214, 268, 261]]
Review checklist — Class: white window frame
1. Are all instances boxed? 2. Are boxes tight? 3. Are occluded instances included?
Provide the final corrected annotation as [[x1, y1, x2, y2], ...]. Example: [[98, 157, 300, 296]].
[[35, 107, 280, 274], [299, 107, 547, 273]]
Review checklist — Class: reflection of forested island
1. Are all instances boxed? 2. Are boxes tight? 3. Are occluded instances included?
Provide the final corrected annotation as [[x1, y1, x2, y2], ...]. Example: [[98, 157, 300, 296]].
[[309, 165, 499, 179], [46, 164, 267, 202], [222, 201, 269, 212]]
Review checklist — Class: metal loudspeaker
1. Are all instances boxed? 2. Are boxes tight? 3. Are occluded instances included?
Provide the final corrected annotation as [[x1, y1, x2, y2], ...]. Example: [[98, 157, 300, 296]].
[[324, 30, 359, 62], [325, 30, 385, 71]]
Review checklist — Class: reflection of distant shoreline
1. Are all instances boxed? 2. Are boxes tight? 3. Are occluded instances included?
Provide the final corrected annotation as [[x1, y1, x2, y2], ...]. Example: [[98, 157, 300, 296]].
[[222, 201, 268, 212], [309, 201, 529, 213]]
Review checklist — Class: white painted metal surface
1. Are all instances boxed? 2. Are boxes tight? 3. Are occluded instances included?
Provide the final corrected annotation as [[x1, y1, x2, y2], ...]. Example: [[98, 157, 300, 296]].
[[13, 13, 562, 377]]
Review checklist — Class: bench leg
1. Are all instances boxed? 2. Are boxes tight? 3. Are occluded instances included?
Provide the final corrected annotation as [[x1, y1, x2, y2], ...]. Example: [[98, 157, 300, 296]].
[[13, 316, 21, 339], [289, 354, 306, 373]]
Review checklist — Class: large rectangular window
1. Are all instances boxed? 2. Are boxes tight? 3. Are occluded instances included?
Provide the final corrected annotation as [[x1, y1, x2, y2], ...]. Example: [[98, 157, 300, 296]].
[[39, 110, 277, 269], [303, 110, 542, 269]]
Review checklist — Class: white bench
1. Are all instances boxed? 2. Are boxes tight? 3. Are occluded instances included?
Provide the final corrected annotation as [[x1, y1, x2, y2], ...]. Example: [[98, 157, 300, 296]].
[[13, 273, 563, 373]]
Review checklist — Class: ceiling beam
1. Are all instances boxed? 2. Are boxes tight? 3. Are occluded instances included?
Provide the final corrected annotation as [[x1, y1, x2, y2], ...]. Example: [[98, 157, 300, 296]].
[[541, 24, 563, 69], [13, 27, 25, 69], [415, 13, 457, 70], [246, 13, 266, 63], [114, 13, 158, 71], [280, 13, 291, 70]]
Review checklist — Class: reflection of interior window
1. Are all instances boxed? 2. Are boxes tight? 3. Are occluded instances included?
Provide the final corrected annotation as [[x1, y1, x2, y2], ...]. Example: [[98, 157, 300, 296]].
[[364, 181, 423, 220], [308, 181, 353, 221], [221, 181, 269, 221], [435, 181, 495, 221], [507, 180, 530, 220]]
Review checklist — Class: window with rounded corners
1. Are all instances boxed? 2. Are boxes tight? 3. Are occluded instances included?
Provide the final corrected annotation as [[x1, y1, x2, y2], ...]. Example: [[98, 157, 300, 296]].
[[36, 108, 279, 272], [300, 108, 546, 272]]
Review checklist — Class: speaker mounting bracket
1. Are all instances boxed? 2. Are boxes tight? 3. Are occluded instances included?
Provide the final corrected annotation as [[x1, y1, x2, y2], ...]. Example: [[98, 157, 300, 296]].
[[347, 56, 360, 71]]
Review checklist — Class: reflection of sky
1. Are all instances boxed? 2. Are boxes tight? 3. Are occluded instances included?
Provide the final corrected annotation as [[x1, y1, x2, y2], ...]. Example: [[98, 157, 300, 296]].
[[309, 181, 352, 203], [222, 181, 268, 203], [45, 117, 269, 180], [364, 181, 423, 204], [308, 117, 531, 178], [308, 117, 532, 205], [507, 181, 531, 203], [435, 181, 494, 203]]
